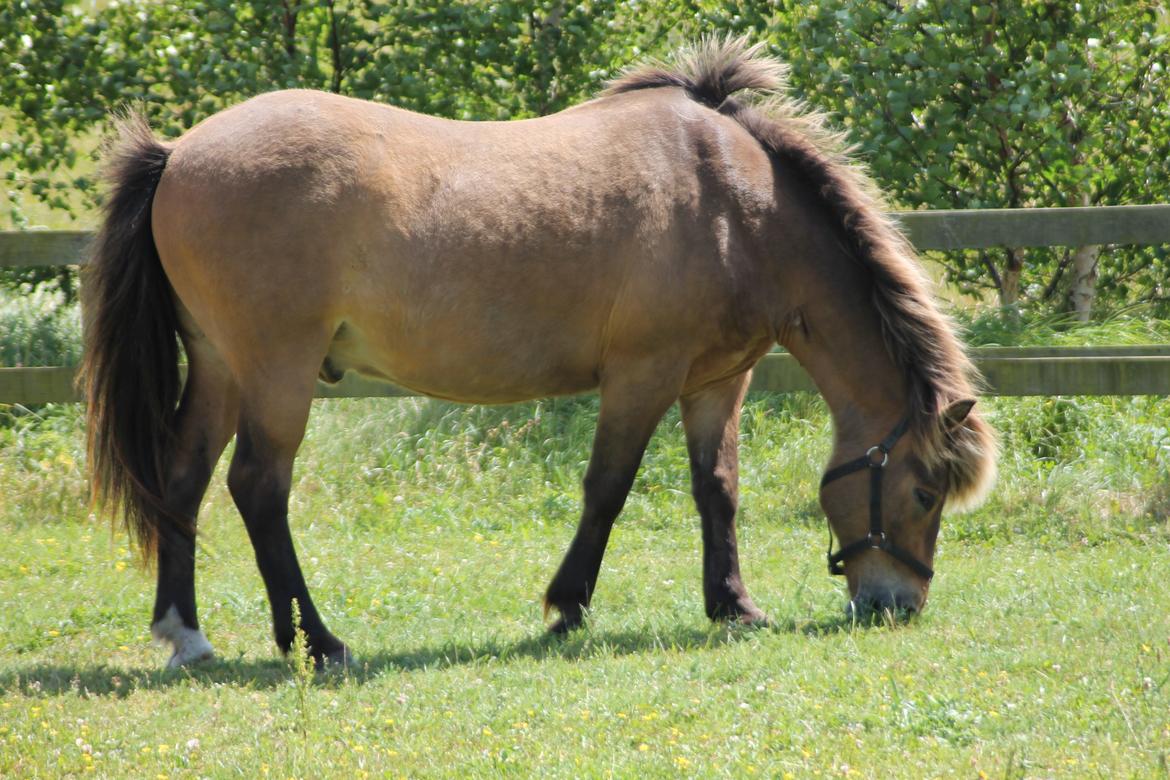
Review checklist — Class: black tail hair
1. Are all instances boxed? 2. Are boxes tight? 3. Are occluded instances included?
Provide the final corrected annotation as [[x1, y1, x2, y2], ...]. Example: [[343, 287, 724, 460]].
[[80, 111, 182, 562]]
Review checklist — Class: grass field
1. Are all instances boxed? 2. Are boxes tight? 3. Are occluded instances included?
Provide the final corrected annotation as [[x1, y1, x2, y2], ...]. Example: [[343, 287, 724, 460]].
[[2, 390, 1168, 778]]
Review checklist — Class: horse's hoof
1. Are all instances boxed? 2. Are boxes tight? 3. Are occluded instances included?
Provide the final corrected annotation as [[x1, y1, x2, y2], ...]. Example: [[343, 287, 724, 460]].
[[319, 644, 355, 671], [734, 610, 770, 628], [166, 646, 215, 669], [546, 604, 584, 634], [707, 597, 768, 627]]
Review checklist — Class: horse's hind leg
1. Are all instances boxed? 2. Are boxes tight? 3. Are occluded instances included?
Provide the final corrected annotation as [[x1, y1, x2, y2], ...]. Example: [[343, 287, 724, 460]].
[[679, 371, 765, 624], [151, 335, 240, 667], [543, 361, 687, 632], [226, 348, 348, 667]]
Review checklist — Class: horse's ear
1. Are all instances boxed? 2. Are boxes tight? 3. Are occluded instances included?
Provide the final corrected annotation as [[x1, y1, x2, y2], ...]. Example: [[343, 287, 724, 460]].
[[941, 399, 976, 431]]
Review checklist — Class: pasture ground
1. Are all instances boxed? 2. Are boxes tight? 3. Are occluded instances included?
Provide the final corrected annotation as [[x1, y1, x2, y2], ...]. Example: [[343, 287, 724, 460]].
[[2, 394, 1168, 778]]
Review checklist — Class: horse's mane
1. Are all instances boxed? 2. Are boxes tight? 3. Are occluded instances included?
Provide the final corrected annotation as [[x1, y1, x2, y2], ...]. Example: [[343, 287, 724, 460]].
[[605, 38, 996, 509]]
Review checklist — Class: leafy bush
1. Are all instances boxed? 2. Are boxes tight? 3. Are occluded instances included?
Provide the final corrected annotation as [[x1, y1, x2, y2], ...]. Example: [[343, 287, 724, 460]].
[[0, 281, 82, 366]]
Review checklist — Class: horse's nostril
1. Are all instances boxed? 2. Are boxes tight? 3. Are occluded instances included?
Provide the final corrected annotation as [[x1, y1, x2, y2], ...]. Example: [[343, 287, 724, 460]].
[[847, 593, 920, 621]]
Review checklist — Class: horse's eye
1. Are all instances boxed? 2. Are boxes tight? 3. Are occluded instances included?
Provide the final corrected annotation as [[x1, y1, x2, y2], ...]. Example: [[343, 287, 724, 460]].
[[913, 487, 937, 511]]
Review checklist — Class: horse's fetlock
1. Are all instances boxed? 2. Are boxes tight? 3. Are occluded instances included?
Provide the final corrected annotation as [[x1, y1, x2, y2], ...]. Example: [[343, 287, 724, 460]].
[[547, 602, 585, 633], [544, 579, 589, 632], [152, 605, 215, 668], [704, 575, 765, 623]]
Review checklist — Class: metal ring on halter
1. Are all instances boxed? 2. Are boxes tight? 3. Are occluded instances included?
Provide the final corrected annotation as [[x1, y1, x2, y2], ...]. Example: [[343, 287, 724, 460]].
[[867, 531, 886, 548], [865, 445, 888, 467]]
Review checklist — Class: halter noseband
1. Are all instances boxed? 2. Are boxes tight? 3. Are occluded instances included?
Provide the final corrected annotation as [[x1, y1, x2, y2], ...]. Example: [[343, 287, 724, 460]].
[[820, 417, 934, 582]]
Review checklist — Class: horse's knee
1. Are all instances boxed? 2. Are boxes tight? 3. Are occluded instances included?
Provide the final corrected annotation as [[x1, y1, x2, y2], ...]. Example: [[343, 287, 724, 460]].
[[227, 436, 288, 524], [162, 456, 213, 522], [691, 470, 737, 517], [582, 468, 633, 520], [226, 448, 259, 512]]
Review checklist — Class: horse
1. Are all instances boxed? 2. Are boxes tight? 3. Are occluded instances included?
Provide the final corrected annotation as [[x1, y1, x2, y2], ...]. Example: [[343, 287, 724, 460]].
[[82, 39, 997, 669]]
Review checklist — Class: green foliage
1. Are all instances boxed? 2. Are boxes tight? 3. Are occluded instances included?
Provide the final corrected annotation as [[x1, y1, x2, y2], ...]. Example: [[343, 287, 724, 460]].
[[957, 306, 1170, 347], [0, 281, 81, 366], [687, 1, 1170, 311], [3, 1, 1169, 312], [0, 0, 688, 224], [0, 401, 86, 523], [766, 0, 1170, 311], [349, 0, 686, 120]]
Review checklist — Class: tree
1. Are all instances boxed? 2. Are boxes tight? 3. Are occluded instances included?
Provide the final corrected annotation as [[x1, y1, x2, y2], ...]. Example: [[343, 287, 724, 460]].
[[1, 0, 689, 226], [690, 0, 1170, 315], [1, 0, 691, 298], [779, 0, 1170, 314], [348, 1, 682, 120], [1, 0, 344, 224]]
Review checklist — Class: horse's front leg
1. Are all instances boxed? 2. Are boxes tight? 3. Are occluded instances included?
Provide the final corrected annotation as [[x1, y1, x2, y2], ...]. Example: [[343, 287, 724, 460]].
[[543, 362, 686, 632], [679, 371, 766, 624]]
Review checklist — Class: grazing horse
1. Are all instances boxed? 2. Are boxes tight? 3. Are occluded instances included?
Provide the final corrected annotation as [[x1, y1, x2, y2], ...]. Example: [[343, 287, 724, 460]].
[[82, 39, 996, 668]]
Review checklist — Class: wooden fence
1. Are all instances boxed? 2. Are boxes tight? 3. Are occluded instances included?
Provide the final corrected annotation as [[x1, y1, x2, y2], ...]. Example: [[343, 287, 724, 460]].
[[3, 205, 1170, 403]]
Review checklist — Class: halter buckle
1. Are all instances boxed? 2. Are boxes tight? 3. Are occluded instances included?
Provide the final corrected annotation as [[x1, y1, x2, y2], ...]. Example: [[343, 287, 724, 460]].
[[865, 445, 888, 468]]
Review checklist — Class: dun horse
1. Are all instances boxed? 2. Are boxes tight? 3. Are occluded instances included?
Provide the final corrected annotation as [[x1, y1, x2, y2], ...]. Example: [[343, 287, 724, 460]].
[[83, 40, 996, 668]]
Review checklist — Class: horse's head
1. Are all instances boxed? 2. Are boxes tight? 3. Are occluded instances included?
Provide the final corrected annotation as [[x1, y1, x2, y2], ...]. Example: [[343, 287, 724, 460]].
[[819, 399, 994, 619]]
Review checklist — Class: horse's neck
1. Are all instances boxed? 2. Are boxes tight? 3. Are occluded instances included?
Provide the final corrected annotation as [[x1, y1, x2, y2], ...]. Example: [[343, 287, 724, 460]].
[[778, 270, 908, 446]]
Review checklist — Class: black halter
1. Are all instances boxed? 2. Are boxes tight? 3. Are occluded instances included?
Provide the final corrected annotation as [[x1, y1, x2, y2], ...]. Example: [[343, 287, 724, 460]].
[[820, 417, 934, 581]]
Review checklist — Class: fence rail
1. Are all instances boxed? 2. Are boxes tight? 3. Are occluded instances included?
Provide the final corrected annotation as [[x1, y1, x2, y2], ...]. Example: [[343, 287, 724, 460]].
[[3, 205, 1170, 403], [893, 204, 1170, 250], [5, 347, 1170, 404], [4, 205, 1170, 269]]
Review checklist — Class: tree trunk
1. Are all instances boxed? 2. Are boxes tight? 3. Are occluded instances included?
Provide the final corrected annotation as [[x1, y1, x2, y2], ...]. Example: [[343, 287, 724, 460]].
[[530, 2, 567, 115], [281, 0, 297, 58], [1069, 244, 1100, 322], [1000, 248, 1024, 309], [327, 0, 343, 94], [1067, 194, 1099, 322]]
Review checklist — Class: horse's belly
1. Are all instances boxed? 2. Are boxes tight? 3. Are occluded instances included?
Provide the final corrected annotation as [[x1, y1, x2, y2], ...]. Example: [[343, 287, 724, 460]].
[[321, 319, 600, 403]]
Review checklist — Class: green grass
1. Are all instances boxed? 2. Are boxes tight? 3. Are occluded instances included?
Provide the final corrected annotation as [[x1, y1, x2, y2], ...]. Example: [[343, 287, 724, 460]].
[[1, 393, 1168, 778]]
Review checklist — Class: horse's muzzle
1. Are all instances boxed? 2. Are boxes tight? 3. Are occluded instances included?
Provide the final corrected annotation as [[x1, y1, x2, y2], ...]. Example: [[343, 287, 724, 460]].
[[846, 590, 924, 622]]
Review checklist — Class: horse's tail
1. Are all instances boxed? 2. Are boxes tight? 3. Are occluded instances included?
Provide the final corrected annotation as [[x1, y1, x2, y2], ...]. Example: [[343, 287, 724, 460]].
[[80, 111, 181, 562]]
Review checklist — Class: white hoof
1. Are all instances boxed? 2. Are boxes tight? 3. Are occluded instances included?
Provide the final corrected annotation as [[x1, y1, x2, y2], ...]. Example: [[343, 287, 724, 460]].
[[151, 606, 215, 668]]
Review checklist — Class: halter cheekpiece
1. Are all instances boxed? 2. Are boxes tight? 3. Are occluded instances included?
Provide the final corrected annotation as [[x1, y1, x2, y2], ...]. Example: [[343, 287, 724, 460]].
[[820, 417, 935, 581]]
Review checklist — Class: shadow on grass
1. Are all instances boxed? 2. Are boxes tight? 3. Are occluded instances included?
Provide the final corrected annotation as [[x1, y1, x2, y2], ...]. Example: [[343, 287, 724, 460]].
[[0, 612, 863, 698]]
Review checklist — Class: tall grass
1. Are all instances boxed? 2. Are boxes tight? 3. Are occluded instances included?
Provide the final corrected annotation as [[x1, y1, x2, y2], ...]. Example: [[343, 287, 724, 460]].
[[0, 282, 82, 367], [957, 306, 1170, 347]]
